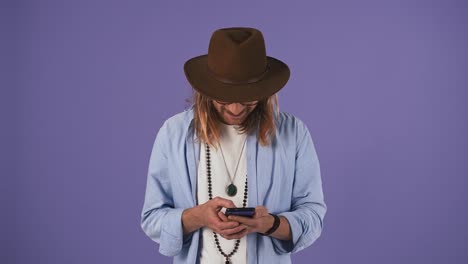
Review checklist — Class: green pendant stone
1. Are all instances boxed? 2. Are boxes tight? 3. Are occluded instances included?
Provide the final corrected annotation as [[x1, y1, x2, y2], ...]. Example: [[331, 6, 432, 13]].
[[226, 184, 237, 197]]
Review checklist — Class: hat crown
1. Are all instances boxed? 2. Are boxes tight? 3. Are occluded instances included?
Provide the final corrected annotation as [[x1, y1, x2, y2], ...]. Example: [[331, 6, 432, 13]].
[[207, 27, 267, 83]]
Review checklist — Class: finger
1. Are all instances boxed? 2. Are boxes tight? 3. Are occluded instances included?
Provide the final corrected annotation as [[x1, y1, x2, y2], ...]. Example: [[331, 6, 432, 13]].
[[208, 217, 238, 233], [220, 224, 247, 236], [254, 206, 268, 218], [228, 215, 256, 226], [215, 219, 240, 230], [218, 211, 228, 222], [212, 196, 237, 209], [223, 228, 250, 240]]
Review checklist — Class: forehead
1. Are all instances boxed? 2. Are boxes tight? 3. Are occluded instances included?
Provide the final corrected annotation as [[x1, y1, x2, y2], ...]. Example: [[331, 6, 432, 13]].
[[213, 99, 258, 103]]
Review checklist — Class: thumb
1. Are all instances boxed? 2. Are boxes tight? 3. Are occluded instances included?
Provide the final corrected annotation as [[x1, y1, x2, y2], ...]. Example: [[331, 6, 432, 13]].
[[212, 197, 237, 209], [255, 206, 268, 217]]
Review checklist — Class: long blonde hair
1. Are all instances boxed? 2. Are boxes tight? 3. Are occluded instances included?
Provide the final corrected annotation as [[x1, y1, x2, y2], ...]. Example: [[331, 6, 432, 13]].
[[188, 90, 279, 148]]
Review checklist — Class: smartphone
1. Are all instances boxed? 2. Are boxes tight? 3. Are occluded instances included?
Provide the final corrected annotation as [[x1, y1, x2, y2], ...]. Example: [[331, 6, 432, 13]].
[[225, 207, 255, 218]]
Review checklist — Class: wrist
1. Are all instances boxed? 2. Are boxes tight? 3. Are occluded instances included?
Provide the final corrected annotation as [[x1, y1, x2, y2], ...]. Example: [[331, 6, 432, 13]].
[[260, 213, 281, 236], [182, 207, 204, 233], [263, 214, 275, 234]]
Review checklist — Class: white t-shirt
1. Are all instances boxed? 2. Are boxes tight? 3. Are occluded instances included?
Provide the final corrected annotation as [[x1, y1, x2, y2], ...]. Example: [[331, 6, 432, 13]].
[[197, 124, 248, 264]]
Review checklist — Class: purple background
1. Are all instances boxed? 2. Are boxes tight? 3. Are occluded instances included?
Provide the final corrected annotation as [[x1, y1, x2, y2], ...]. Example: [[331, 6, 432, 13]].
[[2, 0, 467, 263]]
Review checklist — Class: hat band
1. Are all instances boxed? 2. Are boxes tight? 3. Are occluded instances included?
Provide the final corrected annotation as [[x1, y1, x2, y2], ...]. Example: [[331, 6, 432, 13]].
[[206, 63, 270, 85]]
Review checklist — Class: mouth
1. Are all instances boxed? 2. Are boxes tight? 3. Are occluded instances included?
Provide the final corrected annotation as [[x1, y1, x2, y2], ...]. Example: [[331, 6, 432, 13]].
[[227, 112, 245, 119]]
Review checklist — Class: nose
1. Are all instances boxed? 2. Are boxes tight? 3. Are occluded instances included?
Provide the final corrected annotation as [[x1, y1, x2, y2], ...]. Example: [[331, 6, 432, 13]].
[[225, 103, 246, 115]]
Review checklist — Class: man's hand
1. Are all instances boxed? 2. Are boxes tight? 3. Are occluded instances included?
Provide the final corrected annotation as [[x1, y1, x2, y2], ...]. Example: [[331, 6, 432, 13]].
[[182, 197, 246, 236], [220, 206, 275, 240]]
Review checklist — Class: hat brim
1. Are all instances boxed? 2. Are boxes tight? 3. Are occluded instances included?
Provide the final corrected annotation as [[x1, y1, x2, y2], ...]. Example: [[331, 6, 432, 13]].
[[184, 55, 290, 102]]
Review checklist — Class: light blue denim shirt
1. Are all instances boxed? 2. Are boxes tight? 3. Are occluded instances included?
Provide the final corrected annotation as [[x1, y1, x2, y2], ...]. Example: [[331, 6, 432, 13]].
[[140, 107, 326, 264]]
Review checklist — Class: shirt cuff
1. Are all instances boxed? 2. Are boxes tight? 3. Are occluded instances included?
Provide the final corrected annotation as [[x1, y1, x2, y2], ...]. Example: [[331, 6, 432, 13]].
[[272, 211, 317, 254], [158, 208, 185, 256]]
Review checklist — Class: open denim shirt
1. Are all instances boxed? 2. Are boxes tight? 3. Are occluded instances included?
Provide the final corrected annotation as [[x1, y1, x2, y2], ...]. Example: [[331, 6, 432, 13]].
[[140, 107, 326, 264]]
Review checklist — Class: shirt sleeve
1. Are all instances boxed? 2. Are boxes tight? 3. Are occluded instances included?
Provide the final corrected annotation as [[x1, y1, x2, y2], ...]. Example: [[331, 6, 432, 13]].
[[272, 118, 327, 254], [140, 121, 192, 256]]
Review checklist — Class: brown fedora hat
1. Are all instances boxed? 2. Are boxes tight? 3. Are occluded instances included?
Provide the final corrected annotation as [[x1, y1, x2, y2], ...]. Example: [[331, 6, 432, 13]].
[[184, 27, 290, 102]]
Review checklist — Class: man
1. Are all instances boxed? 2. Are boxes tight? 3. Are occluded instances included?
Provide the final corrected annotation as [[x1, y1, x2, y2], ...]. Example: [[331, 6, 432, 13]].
[[140, 27, 326, 264]]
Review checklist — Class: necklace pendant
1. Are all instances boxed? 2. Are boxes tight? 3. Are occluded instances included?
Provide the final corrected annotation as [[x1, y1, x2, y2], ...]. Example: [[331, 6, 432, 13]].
[[226, 184, 237, 197]]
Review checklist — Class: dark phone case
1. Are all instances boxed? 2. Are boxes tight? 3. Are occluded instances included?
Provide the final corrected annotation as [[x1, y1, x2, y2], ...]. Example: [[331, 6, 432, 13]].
[[225, 207, 255, 218]]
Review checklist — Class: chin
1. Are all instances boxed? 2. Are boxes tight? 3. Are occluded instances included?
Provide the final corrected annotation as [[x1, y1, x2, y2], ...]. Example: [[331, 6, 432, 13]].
[[227, 121, 240, 125], [225, 118, 244, 125]]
